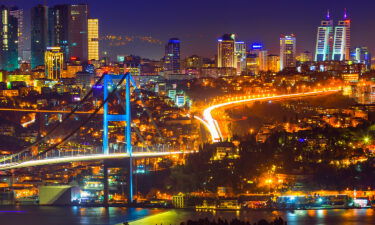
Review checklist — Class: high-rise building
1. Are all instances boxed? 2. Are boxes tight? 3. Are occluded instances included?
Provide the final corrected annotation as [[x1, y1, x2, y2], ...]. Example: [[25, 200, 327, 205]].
[[235, 41, 246, 75], [0, 6, 18, 71], [45, 47, 64, 80], [247, 43, 268, 73], [280, 34, 296, 70], [217, 34, 236, 68], [9, 7, 24, 61], [267, 55, 280, 72], [31, 4, 48, 69], [88, 18, 99, 61], [332, 9, 351, 61], [164, 38, 181, 73], [68, 4, 88, 62], [351, 47, 371, 70], [315, 11, 334, 61]]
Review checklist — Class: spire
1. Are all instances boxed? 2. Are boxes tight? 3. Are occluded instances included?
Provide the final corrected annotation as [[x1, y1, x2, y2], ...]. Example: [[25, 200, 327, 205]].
[[326, 9, 331, 20], [344, 8, 348, 19]]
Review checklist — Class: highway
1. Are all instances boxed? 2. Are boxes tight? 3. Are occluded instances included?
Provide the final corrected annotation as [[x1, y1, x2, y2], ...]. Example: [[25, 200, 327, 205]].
[[200, 89, 341, 142]]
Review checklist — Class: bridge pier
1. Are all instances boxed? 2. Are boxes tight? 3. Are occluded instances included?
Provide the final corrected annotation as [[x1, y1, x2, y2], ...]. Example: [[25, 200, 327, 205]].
[[103, 163, 109, 206]]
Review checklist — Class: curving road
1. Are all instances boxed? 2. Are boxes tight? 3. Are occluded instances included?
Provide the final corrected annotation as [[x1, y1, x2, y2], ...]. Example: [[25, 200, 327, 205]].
[[199, 89, 341, 142]]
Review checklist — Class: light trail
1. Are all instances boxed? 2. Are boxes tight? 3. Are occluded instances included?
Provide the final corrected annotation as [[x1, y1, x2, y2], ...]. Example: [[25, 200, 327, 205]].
[[0, 108, 97, 114], [0, 151, 196, 170], [201, 89, 341, 142]]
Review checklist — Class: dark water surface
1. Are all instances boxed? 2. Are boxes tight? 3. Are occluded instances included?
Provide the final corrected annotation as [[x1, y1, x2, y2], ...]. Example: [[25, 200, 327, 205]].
[[0, 206, 375, 225]]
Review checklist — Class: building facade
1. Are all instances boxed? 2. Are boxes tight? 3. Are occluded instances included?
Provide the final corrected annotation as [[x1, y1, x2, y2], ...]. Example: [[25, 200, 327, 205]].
[[164, 38, 181, 74], [217, 34, 236, 68], [31, 4, 49, 69], [332, 11, 351, 61], [0, 6, 18, 71], [315, 11, 334, 61], [280, 34, 296, 70], [88, 18, 99, 61], [45, 47, 64, 80]]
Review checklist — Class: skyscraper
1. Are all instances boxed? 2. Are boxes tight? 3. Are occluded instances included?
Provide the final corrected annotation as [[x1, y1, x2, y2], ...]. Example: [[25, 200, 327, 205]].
[[88, 18, 99, 61], [31, 4, 48, 69], [164, 38, 181, 73], [235, 41, 246, 75], [315, 10, 334, 61], [332, 9, 351, 61], [0, 6, 18, 71], [351, 47, 371, 70], [9, 7, 24, 61], [45, 47, 64, 80], [280, 34, 296, 70], [250, 43, 268, 72], [68, 4, 88, 62], [217, 34, 236, 68], [267, 55, 280, 73]]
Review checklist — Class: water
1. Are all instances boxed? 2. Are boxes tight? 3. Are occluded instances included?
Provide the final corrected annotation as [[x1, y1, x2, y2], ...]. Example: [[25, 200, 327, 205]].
[[0, 206, 374, 225]]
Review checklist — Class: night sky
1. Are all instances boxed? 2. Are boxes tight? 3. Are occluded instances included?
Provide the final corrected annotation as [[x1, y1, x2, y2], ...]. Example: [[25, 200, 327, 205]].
[[3, 0, 375, 59]]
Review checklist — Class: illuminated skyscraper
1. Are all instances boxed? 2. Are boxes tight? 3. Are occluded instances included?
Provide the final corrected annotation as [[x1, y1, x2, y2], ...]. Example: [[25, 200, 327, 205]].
[[235, 41, 246, 75], [31, 4, 48, 68], [45, 47, 64, 80], [9, 7, 24, 61], [88, 18, 99, 61], [0, 5, 18, 71], [217, 34, 236, 68], [280, 34, 296, 70], [315, 10, 334, 61], [351, 47, 371, 70], [48, 4, 88, 62], [164, 38, 181, 73], [332, 9, 351, 61]]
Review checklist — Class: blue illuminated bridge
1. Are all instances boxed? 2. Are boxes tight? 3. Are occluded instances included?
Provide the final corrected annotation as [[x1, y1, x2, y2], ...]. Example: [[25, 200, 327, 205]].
[[0, 73, 196, 202]]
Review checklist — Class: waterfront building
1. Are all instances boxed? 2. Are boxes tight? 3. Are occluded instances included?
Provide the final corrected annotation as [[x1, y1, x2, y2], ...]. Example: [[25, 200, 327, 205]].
[[45, 47, 64, 80], [31, 4, 48, 69], [164, 38, 181, 74], [332, 9, 351, 61], [315, 11, 334, 61], [0, 6, 18, 71], [280, 34, 296, 70], [88, 19, 99, 61], [217, 34, 236, 68]]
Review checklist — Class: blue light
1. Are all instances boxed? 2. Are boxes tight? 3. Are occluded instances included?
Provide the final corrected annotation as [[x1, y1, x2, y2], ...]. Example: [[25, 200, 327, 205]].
[[251, 43, 263, 50]]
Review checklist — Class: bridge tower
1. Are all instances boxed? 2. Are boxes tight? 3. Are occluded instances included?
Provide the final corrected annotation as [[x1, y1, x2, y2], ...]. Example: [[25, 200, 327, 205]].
[[102, 73, 134, 203]]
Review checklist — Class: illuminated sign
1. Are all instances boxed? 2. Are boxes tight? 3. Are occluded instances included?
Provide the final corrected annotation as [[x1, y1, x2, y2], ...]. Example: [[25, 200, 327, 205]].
[[251, 43, 263, 50]]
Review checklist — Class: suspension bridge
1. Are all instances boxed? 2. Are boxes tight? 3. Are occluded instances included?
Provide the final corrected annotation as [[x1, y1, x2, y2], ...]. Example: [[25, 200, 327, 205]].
[[0, 73, 195, 202]]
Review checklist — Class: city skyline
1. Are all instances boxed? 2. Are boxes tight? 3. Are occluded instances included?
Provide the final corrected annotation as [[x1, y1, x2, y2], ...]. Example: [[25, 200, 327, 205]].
[[0, 0, 374, 59]]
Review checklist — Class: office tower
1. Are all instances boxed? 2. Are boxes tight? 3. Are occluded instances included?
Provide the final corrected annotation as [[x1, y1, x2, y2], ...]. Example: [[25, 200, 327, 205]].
[[9, 7, 24, 61], [352, 47, 371, 70], [88, 18, 99, 61], [267, 55, 280, 72], [246, 53, 259, 75], [0, 6, 18, 71], [280, 34, 296, 70], [49, 4, 88, 62], [217, 33, 236, 68], [68, 5, 88, 62], [249, 43, 268, 72], [332, 9, 351, 61], [235, 41, 246, 75], [315, 11, 334, 61], [31, 4, 48, 69], [164, 38, 181, 73], [45, 47, 64, 80]]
